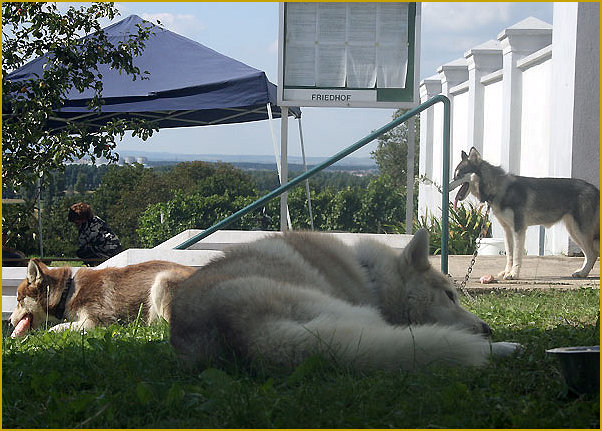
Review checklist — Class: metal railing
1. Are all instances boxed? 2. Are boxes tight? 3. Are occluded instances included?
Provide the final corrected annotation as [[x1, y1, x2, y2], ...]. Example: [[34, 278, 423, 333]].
[[175, 95, 452, 274]]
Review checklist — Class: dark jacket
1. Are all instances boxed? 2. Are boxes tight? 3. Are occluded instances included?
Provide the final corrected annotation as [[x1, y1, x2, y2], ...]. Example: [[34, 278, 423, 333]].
[[76, 216, 122, 260]]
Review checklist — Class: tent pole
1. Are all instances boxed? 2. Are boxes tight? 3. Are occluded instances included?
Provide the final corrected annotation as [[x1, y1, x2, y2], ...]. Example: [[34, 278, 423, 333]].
[[266, 103, 282, 180], [297, 117, 314, 230], [266, 103, 291, 230]]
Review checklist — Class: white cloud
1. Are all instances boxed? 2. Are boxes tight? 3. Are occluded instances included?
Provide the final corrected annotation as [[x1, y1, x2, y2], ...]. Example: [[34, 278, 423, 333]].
[[140, 12, 205, 39], [114, 3, 133, 17], [423, 2, 511, 31]]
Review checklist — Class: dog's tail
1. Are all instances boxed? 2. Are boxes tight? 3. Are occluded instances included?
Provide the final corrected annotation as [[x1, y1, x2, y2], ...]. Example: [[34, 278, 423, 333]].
[[148, 271, 178, 324], [249, 317, 492, 370]]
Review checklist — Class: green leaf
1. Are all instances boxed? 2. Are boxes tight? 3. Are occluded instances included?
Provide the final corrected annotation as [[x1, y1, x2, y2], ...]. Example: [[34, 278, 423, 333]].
[[135, 381, 153, 405]]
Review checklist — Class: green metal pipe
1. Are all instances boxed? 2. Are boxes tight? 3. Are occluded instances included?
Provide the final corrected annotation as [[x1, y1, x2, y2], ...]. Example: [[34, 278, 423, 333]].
[[174, 95, 452, 274], [440, 96, 451, 274]]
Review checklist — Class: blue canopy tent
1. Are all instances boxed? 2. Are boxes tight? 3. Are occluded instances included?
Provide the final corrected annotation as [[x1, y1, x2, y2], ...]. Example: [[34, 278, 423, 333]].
[[6, 14, 300, 130], [7, 14, 305, 232]]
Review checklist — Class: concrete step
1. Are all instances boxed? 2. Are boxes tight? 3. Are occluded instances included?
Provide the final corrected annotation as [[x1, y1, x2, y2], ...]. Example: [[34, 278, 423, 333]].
[[3, 230, 413, 320], [152, 229, 413, 251]]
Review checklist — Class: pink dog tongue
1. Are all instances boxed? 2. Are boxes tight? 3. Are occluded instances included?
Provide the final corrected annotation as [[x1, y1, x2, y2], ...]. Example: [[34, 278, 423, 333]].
[[11, 314, 31, 338], [453, 183, 470, 210]]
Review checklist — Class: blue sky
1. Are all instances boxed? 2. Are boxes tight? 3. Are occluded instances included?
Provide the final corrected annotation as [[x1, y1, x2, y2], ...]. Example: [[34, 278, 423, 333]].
[[106, 2, 554, 160]]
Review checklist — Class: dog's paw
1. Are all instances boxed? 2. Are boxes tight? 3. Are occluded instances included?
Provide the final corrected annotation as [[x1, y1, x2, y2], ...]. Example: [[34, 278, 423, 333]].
[[497, 270, 509, 279], [48, 324, 67, 333], [571, 270, 588, 278], [502, 268, 520, 280], [49, 322, 84, 333], [490, 341, 523, 357], [502, 272, 518, 280]]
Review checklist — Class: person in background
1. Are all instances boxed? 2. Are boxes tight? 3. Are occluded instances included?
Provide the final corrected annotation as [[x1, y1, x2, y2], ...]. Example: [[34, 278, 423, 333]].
[[68, 202, 122, 265]]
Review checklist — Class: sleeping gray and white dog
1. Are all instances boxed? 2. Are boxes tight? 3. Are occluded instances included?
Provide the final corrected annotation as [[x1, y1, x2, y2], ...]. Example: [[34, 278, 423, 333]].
[[451, 147, 599, 280]]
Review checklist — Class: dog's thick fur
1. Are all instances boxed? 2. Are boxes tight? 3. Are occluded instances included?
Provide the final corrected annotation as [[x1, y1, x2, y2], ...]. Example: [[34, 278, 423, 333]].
[[452, 147, 600, 279], [9, 259, 195, 335], [169, 230, 514, 371]]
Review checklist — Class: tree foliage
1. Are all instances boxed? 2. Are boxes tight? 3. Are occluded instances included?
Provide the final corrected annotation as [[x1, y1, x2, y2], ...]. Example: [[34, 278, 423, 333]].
[[371, 109, 420, 189], [83, 161, 258, 249], [137, 193, 265, 247], [4, 161, 411, 256], [136, 172, 407, 247], [2, 2, 157, 190]]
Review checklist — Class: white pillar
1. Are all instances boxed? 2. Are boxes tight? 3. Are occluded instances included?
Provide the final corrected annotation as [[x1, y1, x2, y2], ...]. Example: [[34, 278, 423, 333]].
[[497, 17, 552, 173], [437, 58, 468, 192], [437, 58, 469, 95], [464, 40, 502, 153], [571, 3, 600, 187], [550, 2, 599, 255], [550, 2, 600, 186]]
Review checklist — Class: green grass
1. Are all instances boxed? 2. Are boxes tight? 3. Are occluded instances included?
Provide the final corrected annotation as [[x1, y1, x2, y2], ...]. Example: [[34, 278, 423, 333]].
[[2, 289, 599, 428], [48, 260, 85, 267]]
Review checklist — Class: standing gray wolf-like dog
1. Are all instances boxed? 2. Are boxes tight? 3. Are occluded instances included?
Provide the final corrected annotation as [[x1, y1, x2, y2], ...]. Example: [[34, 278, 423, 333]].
[[9, 259, 195, 337], [451, 147, 600, 280], [169, 230, 517, 371]]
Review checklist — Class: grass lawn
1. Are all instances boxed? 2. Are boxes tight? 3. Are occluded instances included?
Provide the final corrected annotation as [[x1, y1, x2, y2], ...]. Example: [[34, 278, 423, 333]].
[[2, 288, 599, 428]]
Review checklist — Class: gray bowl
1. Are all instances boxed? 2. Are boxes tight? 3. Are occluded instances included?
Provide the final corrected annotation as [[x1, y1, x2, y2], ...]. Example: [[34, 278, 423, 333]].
[[546, 346, 599, 395]]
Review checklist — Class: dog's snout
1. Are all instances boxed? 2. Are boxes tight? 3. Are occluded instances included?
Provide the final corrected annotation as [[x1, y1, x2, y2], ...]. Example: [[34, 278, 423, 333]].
[[481, 322, 492, 336]]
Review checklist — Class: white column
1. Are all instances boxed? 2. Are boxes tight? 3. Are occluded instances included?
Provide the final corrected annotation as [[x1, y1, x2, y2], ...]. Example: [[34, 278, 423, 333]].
[[437, 58, 468, 96], [464, 40, 502, 152], [497, 17, 552, 173], [550, 3, 600, 186], [437, 58, 468, 194], [550, 2, 599, 255], [571, 3, 600, 187]]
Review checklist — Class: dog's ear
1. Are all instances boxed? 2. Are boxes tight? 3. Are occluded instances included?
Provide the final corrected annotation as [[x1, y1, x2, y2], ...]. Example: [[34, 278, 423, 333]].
[[26, 259, 44, 284], [468, 147, 482, 162], [401, 229, 431, 272], [461, 150, 469, 161]]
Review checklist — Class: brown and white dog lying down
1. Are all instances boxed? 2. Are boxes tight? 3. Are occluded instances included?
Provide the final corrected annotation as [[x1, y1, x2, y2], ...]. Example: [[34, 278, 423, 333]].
[[9, 259, 195, 337]]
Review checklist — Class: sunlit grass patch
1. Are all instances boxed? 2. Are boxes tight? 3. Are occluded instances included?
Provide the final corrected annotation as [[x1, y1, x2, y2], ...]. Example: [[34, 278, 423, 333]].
[[2, 289, 599, 428]]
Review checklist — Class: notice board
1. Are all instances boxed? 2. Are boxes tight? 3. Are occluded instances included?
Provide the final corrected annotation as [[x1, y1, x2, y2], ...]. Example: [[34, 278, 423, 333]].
[[277, 2, 420, 108]]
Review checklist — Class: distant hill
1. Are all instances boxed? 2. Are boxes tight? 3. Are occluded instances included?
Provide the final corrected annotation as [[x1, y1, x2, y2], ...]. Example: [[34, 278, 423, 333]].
[[116, 150, 377, 170]]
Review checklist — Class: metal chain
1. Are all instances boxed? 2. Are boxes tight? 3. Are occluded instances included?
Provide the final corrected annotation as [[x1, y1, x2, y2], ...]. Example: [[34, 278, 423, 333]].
[[457, 203, 491, 301]]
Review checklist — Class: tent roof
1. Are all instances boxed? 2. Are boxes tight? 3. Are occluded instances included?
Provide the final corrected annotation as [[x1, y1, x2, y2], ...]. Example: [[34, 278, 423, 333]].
[[7, 14, 299, 131]]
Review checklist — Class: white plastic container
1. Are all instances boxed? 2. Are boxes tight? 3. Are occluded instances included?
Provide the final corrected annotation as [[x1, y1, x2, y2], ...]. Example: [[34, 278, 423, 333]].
[[478, 238, 506, 255]]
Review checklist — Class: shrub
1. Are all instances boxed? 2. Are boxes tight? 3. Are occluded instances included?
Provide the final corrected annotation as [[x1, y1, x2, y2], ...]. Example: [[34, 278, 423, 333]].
[[389, 201, 491, 255], [417, 202, 491, 255]]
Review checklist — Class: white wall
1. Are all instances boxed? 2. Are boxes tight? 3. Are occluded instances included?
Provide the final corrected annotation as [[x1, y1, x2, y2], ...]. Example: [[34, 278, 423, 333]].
[[450, 90, 469, 174], [519, 58, 551, 178], [519, 54, 552, 254], [418, 6, 599, 256], [482, 78, 503, 167], [481, 75, 504, 239]]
